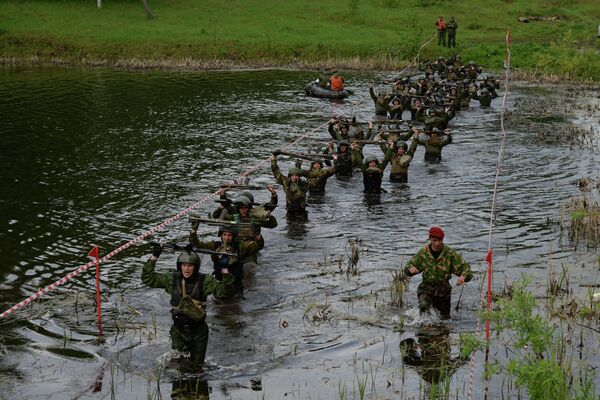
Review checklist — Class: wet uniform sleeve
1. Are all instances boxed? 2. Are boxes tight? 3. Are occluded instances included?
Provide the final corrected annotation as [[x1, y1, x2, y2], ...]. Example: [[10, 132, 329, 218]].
[[239, 236, 265, 260], [369, 86, 376, 100], [260, 215, 278, 229], [450, 249, 473, 281], [404, 248, 425, 277], [142, 258, 173, 294], [379, 152, 392, 172], [271, 159, 286, 186], [407, 139, 418, 157], [352, 148, 365, 170], [203, 273, 236, 298], [189, 232, 219, 251]]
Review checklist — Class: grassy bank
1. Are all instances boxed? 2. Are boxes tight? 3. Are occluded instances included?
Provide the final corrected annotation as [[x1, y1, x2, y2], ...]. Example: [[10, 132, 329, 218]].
[[1, 0, 600, 79]]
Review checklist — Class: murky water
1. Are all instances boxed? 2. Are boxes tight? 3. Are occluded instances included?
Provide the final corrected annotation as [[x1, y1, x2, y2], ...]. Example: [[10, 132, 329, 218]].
[[0, 67, 599, 399]]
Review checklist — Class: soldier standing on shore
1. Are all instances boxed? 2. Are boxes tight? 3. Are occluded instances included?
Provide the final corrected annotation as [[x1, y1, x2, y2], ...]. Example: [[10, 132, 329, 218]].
[[446, 17, 457, 48]]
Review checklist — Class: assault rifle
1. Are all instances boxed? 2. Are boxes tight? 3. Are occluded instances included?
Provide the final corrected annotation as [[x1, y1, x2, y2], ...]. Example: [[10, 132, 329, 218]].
[[149, 241, 237, 257]]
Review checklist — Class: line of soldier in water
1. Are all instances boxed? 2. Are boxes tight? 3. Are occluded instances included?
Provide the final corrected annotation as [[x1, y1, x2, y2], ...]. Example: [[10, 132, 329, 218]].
[[140, 55, 494, 374]]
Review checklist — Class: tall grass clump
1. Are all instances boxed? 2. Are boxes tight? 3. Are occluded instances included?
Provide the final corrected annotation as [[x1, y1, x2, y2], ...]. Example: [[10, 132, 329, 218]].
[[489, 278, 597, 399], [560, 177, 600, 249]]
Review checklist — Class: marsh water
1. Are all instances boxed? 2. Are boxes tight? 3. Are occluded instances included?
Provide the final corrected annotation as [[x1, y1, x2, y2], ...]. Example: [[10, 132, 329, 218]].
[[0, 67, 599, 399]]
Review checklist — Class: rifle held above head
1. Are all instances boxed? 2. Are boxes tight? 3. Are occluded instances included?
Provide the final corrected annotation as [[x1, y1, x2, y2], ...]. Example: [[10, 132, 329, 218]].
[[149, 241, 237, 257]]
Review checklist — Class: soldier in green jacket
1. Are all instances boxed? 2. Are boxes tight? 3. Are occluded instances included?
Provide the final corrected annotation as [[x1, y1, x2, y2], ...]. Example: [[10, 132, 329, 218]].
[[298, 158, 337, 195], [369, 85, 393, 117], [271, 152, 310, 217], [403, 227, 473, 318], [141, 244, 235, 369], [415, 128, 452, 162], [352, 144, 392, 194], [380, 129, 419, 183], [211, 192, 278, 238], [189, 225, 264, 297]]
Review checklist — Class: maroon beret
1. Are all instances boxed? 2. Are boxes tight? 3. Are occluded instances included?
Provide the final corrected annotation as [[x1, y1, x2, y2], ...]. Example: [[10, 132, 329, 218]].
[[429, 226, 445, 240]]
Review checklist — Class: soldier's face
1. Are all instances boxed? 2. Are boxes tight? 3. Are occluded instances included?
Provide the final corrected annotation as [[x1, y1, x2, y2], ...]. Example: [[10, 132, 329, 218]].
[[311, 162, 321, 170], [222, 232, 234, 244], [181, 263, 195, 279], [368, 161, 377, 168], [238, 205, 249, 217], [290, 174, 301, 182], [430, 237, 443, 251], [397, 147, 405, 155]]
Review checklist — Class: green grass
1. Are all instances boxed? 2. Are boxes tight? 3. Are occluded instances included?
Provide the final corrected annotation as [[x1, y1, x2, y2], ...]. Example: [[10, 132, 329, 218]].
[[1, 0, 600, 79]]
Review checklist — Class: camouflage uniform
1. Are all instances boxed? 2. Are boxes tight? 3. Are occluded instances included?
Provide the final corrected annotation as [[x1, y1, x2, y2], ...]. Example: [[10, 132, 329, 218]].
[[141, 258, 235, 366], [424, 108, 455, 131], [416, 131, 452, 162], [271, 158, 310, 214], [403, 243, 473, 317], [369, 87, 392, 116], [471, 89, 497, 106], [301, 164, 336, 194], [380, 139, 418, 183], [353, 150, 391, 194], [446, 18, 457, 48], [189, 232, 264, 296]]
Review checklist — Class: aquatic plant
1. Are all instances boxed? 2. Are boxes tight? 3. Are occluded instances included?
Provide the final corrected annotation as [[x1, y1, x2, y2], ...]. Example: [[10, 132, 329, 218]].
[[489, 278, 597, 399], [560, 177, 600, 249]]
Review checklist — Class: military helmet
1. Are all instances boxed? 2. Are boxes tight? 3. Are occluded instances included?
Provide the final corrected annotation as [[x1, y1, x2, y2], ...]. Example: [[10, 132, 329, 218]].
[[339, 123, 349, 130], [240, 190, 255, 203], [481, 88, 489, 93], [234, 195, 252, 208], [176, 251, 201, 272], [339, 140, 349, 147], [468, 61, 475, 66], [447, 65, 454, 70], [287, 167, 302, 177], [217, 224, 238, 238], [396, 141, 408, 151], [365, 155, 379, 164], [431, 127, 442, 134]]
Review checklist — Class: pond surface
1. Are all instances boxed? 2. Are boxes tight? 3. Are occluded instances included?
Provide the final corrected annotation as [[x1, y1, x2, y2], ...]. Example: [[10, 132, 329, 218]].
[[0, 67, 599, 399]]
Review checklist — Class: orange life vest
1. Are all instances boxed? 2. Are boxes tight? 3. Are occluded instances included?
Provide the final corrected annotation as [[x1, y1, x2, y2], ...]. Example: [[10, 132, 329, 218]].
[[329, 75, 345, 91]]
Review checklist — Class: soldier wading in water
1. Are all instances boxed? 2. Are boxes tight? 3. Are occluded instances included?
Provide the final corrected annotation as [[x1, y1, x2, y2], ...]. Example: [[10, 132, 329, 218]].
[[403, 227, 473, 319], [141, 244, 235, 370]]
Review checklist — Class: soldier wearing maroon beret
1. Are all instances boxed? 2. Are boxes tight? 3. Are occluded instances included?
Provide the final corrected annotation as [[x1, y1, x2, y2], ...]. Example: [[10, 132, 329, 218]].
[[404, 226, 473, 318]]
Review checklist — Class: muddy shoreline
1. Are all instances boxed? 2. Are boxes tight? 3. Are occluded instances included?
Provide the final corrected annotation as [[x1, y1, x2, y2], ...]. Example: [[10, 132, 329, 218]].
[[2, 55, 600, 87]]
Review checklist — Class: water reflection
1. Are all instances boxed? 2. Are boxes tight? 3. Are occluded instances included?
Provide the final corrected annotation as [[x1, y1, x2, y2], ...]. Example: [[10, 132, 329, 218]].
[[400, 328, 467, 386]]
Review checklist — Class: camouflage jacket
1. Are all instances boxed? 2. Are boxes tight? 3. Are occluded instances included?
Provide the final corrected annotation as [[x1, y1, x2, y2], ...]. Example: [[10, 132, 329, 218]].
[[142, 258, 235, 298], [416, 132, 452, 157], [208, 211, 277, 240], [383, 139, 418, 175], [301, 166, 336, 193], [271, 158, 310, 211], [369, 87, 392, 116], [404, 243, 473, 296]]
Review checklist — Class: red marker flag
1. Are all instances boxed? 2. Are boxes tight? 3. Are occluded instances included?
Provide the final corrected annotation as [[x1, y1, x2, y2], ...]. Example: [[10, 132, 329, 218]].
[[88, 245, 102, 334], [88, 245, 99, 259], [485, 249, 493, 340]]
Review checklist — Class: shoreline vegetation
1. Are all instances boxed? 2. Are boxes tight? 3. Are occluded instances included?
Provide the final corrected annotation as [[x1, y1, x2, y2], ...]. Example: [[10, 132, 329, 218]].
[[2, 0, 600, 81]]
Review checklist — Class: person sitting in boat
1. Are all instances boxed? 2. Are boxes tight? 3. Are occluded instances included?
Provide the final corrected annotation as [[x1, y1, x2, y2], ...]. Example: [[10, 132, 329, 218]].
[[329, 74, 345, 91], [315, 70, 330, 89]]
